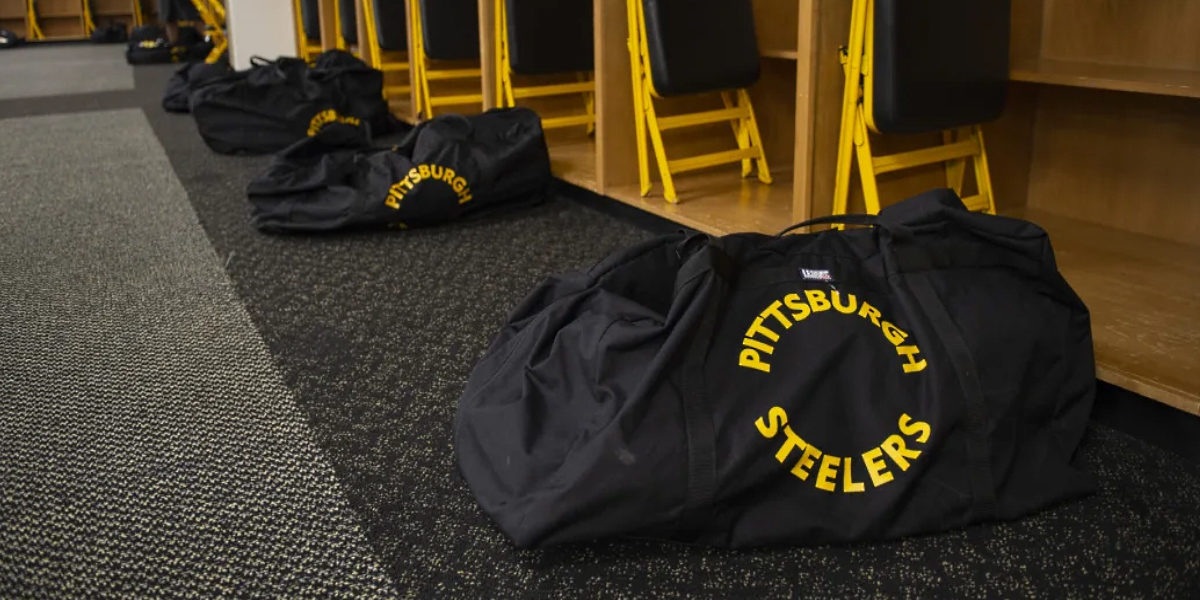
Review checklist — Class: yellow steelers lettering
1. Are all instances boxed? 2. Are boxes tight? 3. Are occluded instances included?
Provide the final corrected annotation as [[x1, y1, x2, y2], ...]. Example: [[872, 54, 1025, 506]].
[[754, 406, 788, 438], [862, 446, 893, 487], [814, 455, 840, 492], [881, 434, 922, 471]]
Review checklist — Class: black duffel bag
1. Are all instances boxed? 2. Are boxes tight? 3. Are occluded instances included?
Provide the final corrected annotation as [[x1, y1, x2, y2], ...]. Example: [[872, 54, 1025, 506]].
[[456, 189, 1096, 548], [190, 51, 391, 154], [162, 60, 237, 113], [246, 107, 550, 232], [126, 26, 210, 65]]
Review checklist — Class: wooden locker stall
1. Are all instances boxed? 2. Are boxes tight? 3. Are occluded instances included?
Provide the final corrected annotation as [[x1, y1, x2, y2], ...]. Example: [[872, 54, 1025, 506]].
[[478, 0, 597, 190], [34, 0, 87, 39], [0, 0, 31, 38], [87, 0, 140, 31], [594, 0, 805, 235], [794, 0, 1200, 415]]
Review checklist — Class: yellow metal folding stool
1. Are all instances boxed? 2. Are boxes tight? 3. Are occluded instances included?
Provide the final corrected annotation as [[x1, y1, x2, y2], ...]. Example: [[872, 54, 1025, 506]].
[[293, 0, 323, 62], [833, 0, 1010, 216], [332, 0, 360, 56], [189, 0, 227, 64], [25, 0, 44, 39], [626, 0, 770, 204], [493, 0, 594, 131], [361, 0, 410, 111], [410, 0, 484, 120]]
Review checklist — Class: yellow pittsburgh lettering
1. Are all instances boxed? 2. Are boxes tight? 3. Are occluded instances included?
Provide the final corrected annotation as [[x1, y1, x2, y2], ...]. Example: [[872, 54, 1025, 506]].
[[745, 317, 780, 343], [783, 293, 811, 322], [858, 302, 882, 326], [805, 289, 831, 312], [738, 349, 770, 373], [881, 321, 908, 345], [760, 300, 792, 329], [896, 345, 927, 373], [418, 165, 431, 179], [831, 291, 858, 315]]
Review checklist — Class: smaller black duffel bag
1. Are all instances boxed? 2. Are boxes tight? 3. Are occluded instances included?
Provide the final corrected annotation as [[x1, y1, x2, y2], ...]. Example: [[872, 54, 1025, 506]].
[[246, 107, 550, 232], [126, 26, 210, 64], [457, 189, 1096, 548], [0, 28, 24, 49]]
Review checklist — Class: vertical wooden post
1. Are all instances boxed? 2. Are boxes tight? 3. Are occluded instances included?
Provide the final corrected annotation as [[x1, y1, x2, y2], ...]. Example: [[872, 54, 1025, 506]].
[[594, 0, 638, 191], [478, 0, 497, 109], [791, 0, 821, 223], [317, 0, 337, 50]]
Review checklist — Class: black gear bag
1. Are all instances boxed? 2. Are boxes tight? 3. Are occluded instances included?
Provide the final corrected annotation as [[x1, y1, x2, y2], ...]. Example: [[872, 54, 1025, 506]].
[[161, 61, 237, 113], [189, 51, 392, 154], [456, 189, 1096, 548], [246, 107, 550, 232]]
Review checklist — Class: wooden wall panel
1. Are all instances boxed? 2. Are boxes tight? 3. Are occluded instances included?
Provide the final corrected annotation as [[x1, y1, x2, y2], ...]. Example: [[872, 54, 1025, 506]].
[[752, 0, 799, 58], [1040, 0, 1200, 70]]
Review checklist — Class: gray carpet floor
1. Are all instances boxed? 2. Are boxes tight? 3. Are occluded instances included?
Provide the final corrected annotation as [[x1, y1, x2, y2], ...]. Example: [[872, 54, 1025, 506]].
[[0, 45, 133, 100], [0, 45, 1198, 598], [0, 108, 396, 598]]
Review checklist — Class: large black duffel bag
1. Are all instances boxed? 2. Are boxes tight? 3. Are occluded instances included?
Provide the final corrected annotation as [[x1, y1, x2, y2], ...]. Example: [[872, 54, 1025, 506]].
[[161, 61, 237, 113], [246, 107, 550, 232], [456, 189, 1096, 548], [190, 51, 392, 154]]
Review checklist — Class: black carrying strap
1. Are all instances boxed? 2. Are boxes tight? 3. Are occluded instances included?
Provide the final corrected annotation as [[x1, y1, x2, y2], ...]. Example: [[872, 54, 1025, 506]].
[[673, 241, 733, 536], [903, 270, 999, 522], [776, 213, 878, 237]]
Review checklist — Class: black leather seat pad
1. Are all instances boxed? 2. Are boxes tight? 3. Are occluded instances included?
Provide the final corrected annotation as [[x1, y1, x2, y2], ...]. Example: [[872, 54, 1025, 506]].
[[642, 0, 760, 97], [871, 0, 1010, 133]]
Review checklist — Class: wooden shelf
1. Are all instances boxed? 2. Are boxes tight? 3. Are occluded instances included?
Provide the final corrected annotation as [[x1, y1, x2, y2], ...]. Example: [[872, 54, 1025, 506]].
[[545, 129, 596, 191], [608, 168, 795, 236], [1003, 207, 1200, 415], [1011, 58, 1200, 99], [761, 50, 799, 60]]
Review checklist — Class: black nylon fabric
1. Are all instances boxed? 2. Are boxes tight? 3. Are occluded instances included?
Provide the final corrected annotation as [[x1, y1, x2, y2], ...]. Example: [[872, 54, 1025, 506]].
[[456, 189, 1097, 548], [246, 107, 550, 233], [188, 50, 392, 155], [161, 61, 237, 113]]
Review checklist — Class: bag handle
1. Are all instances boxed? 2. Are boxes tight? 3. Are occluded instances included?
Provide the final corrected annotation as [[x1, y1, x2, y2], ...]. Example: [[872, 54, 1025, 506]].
[[776, 213, 878, 237]]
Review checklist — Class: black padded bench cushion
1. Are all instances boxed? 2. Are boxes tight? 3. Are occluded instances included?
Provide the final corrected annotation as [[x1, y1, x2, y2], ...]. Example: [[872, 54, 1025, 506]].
[[872, 0, 1010, 133], [339, 0, 357, 44], [642, 0, 760, 97], [373, 0, 408, 51], [301, 0, 320, 41], [419, 0, 480, 61], [504, 0, 593, 75]]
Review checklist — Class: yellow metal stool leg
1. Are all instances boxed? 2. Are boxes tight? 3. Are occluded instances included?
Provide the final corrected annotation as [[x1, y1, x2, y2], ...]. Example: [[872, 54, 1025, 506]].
[[740, 89, 772, 185], [971, 126, 997, 214], [832, 0, 869, 217], [853, 103, 883, 215]]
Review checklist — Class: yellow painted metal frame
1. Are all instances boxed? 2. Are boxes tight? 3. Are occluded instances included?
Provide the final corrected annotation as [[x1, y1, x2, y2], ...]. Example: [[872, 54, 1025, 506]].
[[493, 0, 594, 131], [293, 0, 322, 62], [29, 0, 85, 39], [625, 0, 770, 203], [409, 0, 483, 120], [832, 0, 997, 216], [360, 0, 410, 110]]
